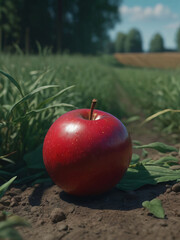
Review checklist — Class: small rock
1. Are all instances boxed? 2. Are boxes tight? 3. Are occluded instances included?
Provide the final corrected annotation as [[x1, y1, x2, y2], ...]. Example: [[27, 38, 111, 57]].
[[166, 188, 172, 193], [50, 208, 66, 223], [97, 216, 102, 221], [0, 196, 11, 206], [8, 188, 22, 197], [56, 223, 68, 231], [160, 222, 168, 227], [10, 200, 19, 207], [170, 165, 180, 170], [172, 182, 180, 192], [0, 204, 4, 211], [67, 206, 75, 214], [171, 152, 178, 157], [43, 234, 57, 240]]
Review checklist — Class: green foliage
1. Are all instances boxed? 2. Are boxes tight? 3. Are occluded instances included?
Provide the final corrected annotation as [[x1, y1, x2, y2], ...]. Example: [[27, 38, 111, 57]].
[[142, 199, 165, 219], [0, 176, 16, 199], [117, 67, 180, 134], [0, 212, 30, 240], [133, 142, 178, 153], [149, 33, 164, 52], [117, 141, 180, 191], [124, 28, 143, 53], [0, 0, 122, 54], [176, 27, 180, 51], [115, 32, 126, 53]]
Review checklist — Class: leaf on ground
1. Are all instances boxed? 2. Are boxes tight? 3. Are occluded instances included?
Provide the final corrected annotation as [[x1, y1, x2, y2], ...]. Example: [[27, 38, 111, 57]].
[[0, 227, 23, 240], [142, 199, 165, 219], [0, 176, 17, 199], [130, 154, 140, 165], [133, 142, 178, 153], [117, 163, 180, 191], [23, 144, 45, 169], [0, 215, 30, 230]]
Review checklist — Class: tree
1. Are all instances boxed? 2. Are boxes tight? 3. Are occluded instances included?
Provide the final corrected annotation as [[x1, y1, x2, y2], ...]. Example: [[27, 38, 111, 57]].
[[0, 0, 20, 51], [149, 33, 164, 52], [176, 27, 180, 51], [124, 28, 143, 53], [115, 32, 126, 52]]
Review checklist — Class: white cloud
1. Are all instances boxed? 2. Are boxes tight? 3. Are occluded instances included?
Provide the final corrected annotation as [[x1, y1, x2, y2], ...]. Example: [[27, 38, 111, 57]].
[[120, 4, 178, 21], [166, 22, 180, 29]]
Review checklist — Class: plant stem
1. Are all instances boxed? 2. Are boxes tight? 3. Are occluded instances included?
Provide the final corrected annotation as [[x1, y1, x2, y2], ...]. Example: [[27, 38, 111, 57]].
[[89, 99, 97, 120]]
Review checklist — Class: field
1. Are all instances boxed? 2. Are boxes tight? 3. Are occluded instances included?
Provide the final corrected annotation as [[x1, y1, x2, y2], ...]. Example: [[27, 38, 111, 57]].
[[115, 52, 180, 69], [0, 53, 180, 240]]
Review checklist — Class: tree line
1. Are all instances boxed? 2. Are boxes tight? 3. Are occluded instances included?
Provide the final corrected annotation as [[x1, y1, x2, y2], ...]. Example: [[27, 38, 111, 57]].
[[113, 27, 180, 53], [0, 0, 122, 54]]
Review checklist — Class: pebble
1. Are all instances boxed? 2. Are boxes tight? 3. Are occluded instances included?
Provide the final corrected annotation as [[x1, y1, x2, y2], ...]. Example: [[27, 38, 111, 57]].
[[8, 188, 22, 197], [0, 196, 11, 206], [165, 188, 172, 193], [56, 223, 68, 231], [172, 182, 180, 192], [50, 208, 66, 223], [171, 152, 178, 157], [170, 165, 180, 170]]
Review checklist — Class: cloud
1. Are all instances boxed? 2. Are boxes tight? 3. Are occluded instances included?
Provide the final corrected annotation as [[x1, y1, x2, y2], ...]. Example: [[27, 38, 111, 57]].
[[165, 22, 180, 29], [120, 4, 178, 21]]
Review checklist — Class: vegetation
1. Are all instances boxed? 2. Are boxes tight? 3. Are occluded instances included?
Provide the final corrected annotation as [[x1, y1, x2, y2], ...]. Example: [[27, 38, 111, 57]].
[[176, 27, 180, 52], [0, 0, 122, 54], [0, 53, 180, 185], [149, 33, 164, 52], [124, 28, 143, 53], [115, 32, 126, 53]]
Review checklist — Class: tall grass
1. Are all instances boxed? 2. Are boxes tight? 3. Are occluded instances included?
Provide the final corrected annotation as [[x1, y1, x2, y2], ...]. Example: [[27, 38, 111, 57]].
[[116, 67, 180, 134], [0, 54, 124, 172]]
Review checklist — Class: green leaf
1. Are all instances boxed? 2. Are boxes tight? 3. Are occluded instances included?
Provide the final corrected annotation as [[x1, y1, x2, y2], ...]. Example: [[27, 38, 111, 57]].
[[0, 215, 30, 230], [0, 70, 24, 97], [130, 154, 140, 165], [13, 103, 74, 123], [0, 176, 17, 199], [37, 85, 75, 108], [142, 199, 165, 219], [8, 85, 61, 118], [117, 163, 180, 191], [142, 148, 148, 158], [125, 115, 140, 124], [23, 144, 45, 169], [133, 142, 178, 153], [132, 140, 142, 145], [14, 172, 46, 184], [0, 227, 23, 240]]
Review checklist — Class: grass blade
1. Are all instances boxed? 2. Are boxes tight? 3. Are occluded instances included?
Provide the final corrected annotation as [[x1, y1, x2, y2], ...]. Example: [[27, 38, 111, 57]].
[[8, 85, 61, 117], [0, 176, 17, 198], [38, 85, 75, 108], [0, 70, 24, 97], [143, 109, 180, 123]]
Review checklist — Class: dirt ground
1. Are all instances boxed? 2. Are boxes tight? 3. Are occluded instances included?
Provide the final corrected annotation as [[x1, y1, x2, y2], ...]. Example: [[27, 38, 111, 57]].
[[1, 123, 180, 240]]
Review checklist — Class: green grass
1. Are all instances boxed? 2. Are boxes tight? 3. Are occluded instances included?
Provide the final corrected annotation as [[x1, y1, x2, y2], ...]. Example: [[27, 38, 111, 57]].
[[1, 53, 180, 183], [115, 66, 180, 134]]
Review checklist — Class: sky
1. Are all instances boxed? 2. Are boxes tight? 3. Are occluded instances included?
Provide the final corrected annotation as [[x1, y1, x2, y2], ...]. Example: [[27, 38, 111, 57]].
[[109, 0, 180, 51]]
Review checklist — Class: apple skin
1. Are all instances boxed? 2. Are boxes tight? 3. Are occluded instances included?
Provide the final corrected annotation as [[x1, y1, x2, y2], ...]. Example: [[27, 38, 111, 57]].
[[43, 109, 132, 196]]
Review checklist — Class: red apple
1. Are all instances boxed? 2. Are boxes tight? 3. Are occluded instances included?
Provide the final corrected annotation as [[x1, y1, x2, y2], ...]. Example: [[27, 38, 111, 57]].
[[43, 101, 132, 196]]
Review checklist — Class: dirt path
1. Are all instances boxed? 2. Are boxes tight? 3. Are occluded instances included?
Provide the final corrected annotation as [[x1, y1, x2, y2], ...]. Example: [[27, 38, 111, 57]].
[[1, 123, 180, 240]]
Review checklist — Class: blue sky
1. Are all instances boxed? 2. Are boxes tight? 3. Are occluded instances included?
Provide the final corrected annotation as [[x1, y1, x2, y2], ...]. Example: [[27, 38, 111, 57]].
[[109, 0, 180, 51]]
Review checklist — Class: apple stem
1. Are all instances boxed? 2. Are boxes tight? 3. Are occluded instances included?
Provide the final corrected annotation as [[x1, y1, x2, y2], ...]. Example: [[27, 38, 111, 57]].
[[89, 99, 97, 120]]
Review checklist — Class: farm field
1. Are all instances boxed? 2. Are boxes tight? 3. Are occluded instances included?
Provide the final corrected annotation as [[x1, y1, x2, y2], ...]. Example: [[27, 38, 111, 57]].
[[0, 54, 180, 240], [115, 52, 180, 69]]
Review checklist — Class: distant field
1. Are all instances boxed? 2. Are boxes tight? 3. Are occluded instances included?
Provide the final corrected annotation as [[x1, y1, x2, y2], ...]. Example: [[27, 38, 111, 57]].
[[114, 52, 180, 69]]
